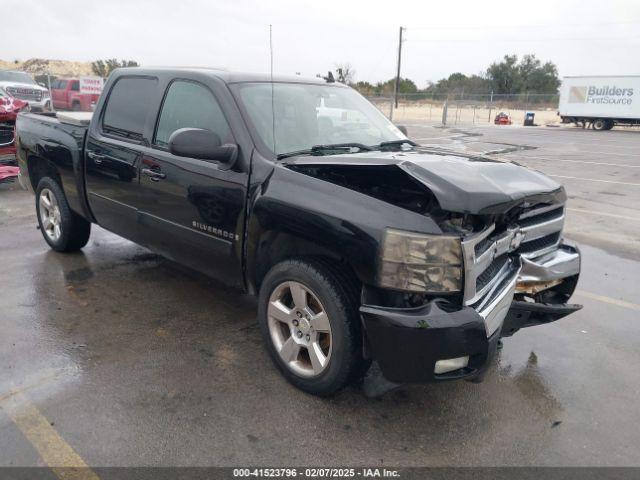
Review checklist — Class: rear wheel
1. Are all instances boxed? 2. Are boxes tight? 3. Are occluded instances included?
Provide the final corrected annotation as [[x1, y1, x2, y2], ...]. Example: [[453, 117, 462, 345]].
[[36, 177, 91, 252], [72, 101, 81, 111], [258, 258, 368, 396], [592, 118, 608, 131]]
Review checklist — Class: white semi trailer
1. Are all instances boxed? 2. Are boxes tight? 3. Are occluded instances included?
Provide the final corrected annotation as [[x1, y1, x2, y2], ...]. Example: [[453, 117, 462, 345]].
[[558, 75, 640, 130]]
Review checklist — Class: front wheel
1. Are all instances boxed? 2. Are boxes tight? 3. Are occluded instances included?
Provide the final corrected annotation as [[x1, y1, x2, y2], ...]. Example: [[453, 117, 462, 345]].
[[258, 258, 369, 396], [36, 177, 91, 252]]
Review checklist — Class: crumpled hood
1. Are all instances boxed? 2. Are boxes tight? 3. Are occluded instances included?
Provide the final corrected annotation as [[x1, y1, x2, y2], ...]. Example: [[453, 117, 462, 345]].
[[284, 148, 565, 214]]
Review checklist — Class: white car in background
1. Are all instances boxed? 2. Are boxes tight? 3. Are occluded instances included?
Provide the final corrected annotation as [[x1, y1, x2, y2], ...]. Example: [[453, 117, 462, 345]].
[[317, 95, 367, 128], [0, 70, 51, 111]]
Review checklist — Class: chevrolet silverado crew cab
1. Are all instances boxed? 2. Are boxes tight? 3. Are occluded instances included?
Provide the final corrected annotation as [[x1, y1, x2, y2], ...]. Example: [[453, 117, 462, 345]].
[[16, 67, 582, 396]]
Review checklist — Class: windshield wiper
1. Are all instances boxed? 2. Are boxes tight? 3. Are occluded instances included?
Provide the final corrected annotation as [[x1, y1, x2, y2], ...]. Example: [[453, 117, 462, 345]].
[[277, 143, 373, 160], [375, 139, 419, 151]]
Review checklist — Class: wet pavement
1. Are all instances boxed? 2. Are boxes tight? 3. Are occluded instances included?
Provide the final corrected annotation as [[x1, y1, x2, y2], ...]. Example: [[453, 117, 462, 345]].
[[1, 124, 639, 467]]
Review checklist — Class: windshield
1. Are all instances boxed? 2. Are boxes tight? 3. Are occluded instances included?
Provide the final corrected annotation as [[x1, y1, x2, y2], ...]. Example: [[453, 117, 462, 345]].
[[0, 71, 36, 85], [232, 82, 407, 156]]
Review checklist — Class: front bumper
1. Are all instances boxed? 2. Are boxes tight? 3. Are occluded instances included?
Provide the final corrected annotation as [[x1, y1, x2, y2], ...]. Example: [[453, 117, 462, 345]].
[[360, 243, 582, 384], [26, 99, 50, 112], [361, 301, 501, 383]]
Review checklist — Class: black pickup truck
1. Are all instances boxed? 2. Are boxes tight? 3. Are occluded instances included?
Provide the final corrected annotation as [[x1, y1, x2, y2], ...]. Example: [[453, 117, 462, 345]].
[[16, 67, 581, 396]]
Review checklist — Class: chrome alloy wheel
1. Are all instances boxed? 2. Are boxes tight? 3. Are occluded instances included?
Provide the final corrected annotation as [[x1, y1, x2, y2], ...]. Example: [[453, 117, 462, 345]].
[[267, 281, 332, 377], [39, 188, 62, 242]]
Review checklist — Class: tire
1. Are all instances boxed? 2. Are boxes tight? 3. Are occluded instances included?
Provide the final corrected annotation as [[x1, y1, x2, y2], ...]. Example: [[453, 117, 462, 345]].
[[605, 120, 615, 130], [72, 101, 81, 111], [258, 258, 369, 396], [592, 118, 608, 131], [35, 177, 91, 252]]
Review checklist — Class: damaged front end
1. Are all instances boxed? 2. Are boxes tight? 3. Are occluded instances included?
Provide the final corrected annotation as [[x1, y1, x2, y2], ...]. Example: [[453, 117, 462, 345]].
[[359, 203, 582, 384], [461, 202, 582, 340], [285, 153, 582, 384]]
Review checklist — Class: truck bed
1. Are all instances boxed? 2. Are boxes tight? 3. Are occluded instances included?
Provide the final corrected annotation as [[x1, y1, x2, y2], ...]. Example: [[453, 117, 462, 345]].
[[16, 111, 92, 219], [55, 111, 93, 126]]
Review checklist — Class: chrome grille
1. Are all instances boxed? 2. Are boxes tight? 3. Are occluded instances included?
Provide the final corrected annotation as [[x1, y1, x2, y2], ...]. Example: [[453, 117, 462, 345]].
[[518, 204, 564, 258], [476, 255, 509, 292], [462, 203, 565, 311], [519, 232, 561, 254], [518, 205, 563, 227], [6, 86, 43, 102]]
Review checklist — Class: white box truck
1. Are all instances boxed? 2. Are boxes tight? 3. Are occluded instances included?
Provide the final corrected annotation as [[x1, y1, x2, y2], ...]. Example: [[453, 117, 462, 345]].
[[558, 75, 640, 130]]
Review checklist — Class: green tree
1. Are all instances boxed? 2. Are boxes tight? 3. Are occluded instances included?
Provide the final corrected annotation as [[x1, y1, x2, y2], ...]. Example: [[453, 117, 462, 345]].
[[374, 77, 418, 96], [425, 72, 491, 97], [91, 59, 139, 78], [486, 54, 560, 94], [521, 57, 560, 94], [486, 54, 520, 94], [353, 81, 375, 95]]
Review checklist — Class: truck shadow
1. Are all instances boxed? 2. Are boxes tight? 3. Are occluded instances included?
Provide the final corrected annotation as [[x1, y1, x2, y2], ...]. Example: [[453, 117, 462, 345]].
[[26, 230, 565, 463]]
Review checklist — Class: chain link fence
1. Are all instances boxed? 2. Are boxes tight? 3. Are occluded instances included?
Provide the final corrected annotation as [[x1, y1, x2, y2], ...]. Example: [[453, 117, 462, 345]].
[[366, 93, 560, 126]]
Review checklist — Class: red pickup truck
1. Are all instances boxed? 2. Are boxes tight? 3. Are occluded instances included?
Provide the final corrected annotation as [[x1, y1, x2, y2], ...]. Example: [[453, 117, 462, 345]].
[[51, 78, 101, 111]]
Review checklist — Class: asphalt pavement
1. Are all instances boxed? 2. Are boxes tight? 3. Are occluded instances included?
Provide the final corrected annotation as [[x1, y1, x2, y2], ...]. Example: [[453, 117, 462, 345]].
[[1, 124, 639, 469]]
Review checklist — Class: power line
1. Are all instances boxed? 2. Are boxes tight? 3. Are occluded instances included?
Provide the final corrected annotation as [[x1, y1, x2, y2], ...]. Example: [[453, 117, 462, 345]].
[[406, 35, 640, 43], [393, 27, 405, 109], [408, 19, 640, 30]]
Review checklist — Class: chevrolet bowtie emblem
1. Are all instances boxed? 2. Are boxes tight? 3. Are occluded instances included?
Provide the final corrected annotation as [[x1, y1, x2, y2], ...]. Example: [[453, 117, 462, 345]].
[[509, 228, 525, 251]]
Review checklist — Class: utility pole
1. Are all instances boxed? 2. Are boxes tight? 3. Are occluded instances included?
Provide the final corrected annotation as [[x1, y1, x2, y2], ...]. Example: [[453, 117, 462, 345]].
[[47, 72, 54, 112], [487, 90, 493, 123], [393, 26, 405, 109]]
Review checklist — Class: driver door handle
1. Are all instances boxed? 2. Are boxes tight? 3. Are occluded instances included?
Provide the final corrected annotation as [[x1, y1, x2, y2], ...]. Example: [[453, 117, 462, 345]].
[[141, 168, 166, 181], [87, 151, 105, 164]]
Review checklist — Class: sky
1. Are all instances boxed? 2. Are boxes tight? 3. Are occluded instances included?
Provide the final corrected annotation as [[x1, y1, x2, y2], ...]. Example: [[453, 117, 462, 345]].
[[2, 0, 640, 88]]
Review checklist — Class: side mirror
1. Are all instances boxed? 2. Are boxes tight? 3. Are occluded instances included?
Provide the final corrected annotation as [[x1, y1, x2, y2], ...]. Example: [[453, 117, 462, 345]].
[[396, 125, 408, 136], [168, 128, 238, 168]]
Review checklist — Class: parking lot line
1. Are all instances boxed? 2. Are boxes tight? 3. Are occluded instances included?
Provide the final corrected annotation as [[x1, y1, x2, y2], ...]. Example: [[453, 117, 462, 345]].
[[1, 390, 100, 480], [575, 290, 640, 312], [511, 155, 640, 168], [548, 175, 640, 187], [566, 208, 640, 222], [470, 127, 640, 144], [547, 149, 640, 158]]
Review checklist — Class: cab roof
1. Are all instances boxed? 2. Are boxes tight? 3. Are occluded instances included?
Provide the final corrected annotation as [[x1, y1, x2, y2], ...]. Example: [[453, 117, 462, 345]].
[[113, 66, 348, 86]]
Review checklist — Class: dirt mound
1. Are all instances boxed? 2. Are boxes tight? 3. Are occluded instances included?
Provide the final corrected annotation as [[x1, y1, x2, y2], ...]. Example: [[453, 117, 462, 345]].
[[0, 58, 93, 77]]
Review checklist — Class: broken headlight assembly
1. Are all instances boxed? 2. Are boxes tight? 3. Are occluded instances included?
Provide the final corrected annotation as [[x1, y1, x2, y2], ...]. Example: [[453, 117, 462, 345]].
[[378, 229, 463, 293]]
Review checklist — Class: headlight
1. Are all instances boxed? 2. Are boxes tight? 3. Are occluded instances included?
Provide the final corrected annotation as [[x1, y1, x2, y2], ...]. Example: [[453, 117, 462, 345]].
[[42, 90, 50, 98], [378, 229, 463, 293]]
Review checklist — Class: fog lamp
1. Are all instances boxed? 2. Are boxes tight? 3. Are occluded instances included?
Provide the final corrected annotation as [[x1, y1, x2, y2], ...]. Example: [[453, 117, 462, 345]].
[[434, 356, 469, 374]]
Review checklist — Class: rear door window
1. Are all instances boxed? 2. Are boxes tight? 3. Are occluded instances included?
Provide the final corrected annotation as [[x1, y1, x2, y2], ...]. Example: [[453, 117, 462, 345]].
[[102, 77, 158, 141], [58, 80, 68, 90], [154, 80, 232, 148]]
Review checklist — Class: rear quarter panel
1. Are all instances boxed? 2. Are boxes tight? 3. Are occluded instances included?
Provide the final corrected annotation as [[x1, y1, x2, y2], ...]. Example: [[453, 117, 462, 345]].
[[16, 113, 92, 219]]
